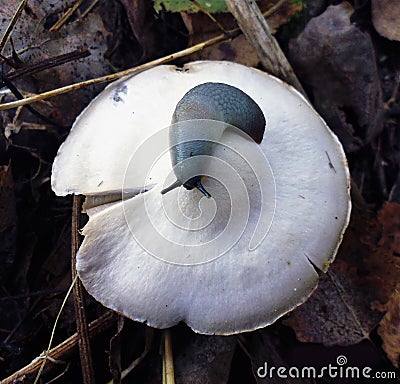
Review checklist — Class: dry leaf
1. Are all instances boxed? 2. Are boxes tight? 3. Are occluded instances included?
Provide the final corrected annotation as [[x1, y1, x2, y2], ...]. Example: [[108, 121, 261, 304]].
[[371, 0, 400, 41], [285, 203, 400, 346], [181, 11, 260, 66], [153, 0, 228, 13], [174, 329, 236, 384], [289, 2, 384, 152], [266, 1, 302, 33], [109, 316, 125, 383], [0, 163, 17, 279], [244, 330, 315, 384], [182, 0, 301, 66], [120, 0, 169, 61], [378, 284, 400, 368], [1, 0, 112, 125]]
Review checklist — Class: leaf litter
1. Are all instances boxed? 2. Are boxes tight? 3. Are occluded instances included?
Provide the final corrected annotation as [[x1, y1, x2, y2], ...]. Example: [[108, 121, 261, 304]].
[[0, 0, 400, 382]]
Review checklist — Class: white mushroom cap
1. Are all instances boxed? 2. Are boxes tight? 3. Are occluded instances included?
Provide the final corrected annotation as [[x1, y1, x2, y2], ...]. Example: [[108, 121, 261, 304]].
[[51, 61, 351, 334]]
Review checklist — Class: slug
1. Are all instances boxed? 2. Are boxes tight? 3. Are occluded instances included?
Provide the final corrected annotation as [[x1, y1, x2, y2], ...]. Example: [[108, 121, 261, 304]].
[[161, 82, 266, 197]]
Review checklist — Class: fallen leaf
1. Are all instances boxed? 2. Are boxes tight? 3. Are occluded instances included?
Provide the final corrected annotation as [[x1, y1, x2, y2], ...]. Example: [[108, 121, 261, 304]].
[[285, 203, 400, 346], [0, 163, 17, 280], [377, 201, 400, 254], [378, 284, 400, 368], [174, 327, 236, 384], [120, 0, 179, 61], [266, 1, 303, 33], [121, 0, 161, 60], [371, 0, 400, 41], [1, 0, 112, 125], [289, 2, 384, 152], [109, 316, 125, 383], [284, 271, 372, 346], [181, 11, 260, 66], [243, 329, 315, 384], [153, 0, 229, 13], [182, 0, 301, 66], [0, 133, 6, 164]]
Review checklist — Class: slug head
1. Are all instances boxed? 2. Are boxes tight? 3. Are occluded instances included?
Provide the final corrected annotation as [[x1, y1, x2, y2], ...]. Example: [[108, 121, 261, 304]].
[[161, 176, 211, 198], [161, 82, 266, 198]]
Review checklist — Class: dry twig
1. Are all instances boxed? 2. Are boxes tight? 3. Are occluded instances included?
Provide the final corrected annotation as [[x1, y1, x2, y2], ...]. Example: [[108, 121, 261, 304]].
[[6, 49, 90, 81], [225, 0, 306, 95], [162, 329, 175, 384], [189, 0, 226, 32], [34, 275, 78, 384], [0, 1, 290, 113], [106, 327, 154, 384], [0, 0, 28, 54], [1, 311, 115, 384], [49, 0, 84, 31], [72, 195, 95, 384], [0, 32, 240, 111]]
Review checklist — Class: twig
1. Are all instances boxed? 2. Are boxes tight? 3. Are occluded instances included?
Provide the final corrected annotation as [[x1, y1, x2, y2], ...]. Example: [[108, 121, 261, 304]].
[[0, 0, 297, 112], [189, 0, 226, 32], [33, 275, 78, 384], [0, 0, 28, 54], [1, 72, 65, 128], [0, 31, 239, 111], [1, 311, 115, 384], [0, 287, 65, 302], [80, 0, 99, 19], [3, 296, 42, 343], [0, 48, 90, 129], [15, 38, 51, 56], [45, 363, 71, 384], [72, 195, 95, 384], [106, 327, 154, 384], [225, 0, 306, 96], [262, 0, 288, 19], [162, 329, 175, 384], [6, 48, 91, 81], [49, 0, 84, 32]]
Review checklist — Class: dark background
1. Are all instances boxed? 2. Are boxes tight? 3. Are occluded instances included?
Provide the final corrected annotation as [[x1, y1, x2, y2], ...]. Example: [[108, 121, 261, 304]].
[[0, 0, 399, 382]]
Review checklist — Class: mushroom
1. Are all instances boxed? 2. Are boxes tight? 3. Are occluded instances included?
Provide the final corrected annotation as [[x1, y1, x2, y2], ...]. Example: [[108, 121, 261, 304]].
[[51, 61, 351, 335]]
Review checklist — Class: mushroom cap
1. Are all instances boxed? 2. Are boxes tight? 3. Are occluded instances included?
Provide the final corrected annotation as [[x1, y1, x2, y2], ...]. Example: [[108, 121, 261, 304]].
[[51, 61, 351, 335]]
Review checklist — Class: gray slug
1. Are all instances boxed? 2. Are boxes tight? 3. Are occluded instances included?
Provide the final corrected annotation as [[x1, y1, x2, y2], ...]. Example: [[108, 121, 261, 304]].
[[161, 82, 266, 197]]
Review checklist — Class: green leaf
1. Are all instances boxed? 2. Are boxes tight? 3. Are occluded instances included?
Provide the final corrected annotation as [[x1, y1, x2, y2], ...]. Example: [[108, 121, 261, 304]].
[[290, 0, 303, 6], [153, 0, 229, 13]]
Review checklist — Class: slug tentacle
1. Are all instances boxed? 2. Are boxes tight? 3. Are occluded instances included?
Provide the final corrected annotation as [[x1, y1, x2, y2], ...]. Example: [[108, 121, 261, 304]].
[[163, 82, 266, 197], [160, 179, 182, 195]]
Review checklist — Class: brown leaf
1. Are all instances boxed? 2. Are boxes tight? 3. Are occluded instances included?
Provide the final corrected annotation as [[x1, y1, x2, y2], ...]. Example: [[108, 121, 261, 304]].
[[174, 330, 236, 384], [289, 2, 384, 152], [266, 1, 302, 33], [371, 0, 400, 42], [377, 201, 400, 255], [182, 0, 301, 66], [0, 163, 17, 279], [1, 0, 113, 125], [120, 0, 188, 64], [120, 0, 164, 61], [181, 11, 259, 66], [378, 284, 400, 368], [285, 203, 400, 346], [243, 330, 314, 384], [109, 316, 125, 384]]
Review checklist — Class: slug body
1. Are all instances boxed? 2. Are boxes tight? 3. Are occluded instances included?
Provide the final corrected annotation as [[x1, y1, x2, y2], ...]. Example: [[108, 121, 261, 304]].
[[161, 82, 266, 197]]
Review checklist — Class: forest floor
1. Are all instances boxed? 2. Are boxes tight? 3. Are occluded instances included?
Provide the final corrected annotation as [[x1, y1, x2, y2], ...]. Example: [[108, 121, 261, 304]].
[[0, 0, 399, 383]]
